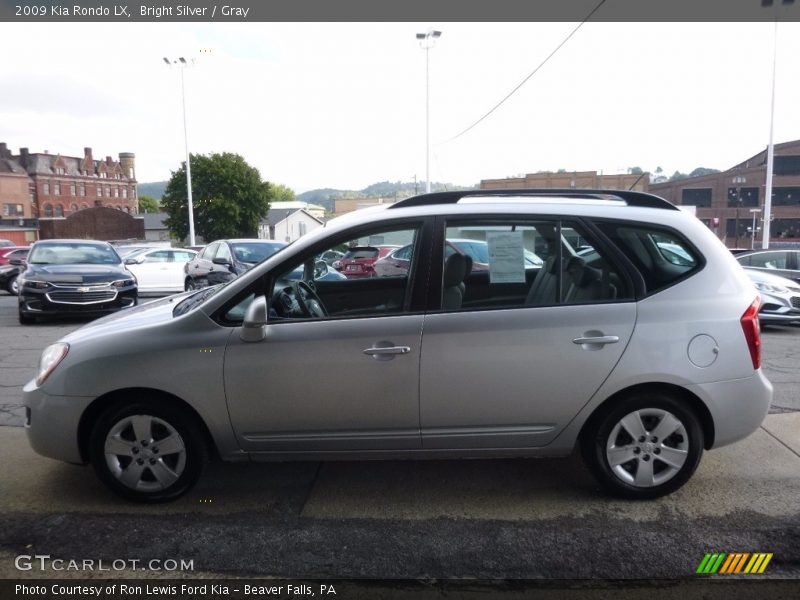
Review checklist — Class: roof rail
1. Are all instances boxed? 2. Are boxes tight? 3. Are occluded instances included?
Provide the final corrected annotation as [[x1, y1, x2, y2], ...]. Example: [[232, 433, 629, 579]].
[[388, 188, 679, 211]]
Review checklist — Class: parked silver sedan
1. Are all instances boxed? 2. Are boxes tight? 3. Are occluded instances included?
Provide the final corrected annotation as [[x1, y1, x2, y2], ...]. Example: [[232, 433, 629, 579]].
[[23, 190, 772, 502], [744, 268, 800, 325]]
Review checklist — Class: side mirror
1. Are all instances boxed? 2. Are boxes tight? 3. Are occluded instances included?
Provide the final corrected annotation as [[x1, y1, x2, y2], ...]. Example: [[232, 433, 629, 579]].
[[124, 257, 142, 265], [9, 258, 25, 266], [212, 257, 232, 266], [240, 295, 268, 342]]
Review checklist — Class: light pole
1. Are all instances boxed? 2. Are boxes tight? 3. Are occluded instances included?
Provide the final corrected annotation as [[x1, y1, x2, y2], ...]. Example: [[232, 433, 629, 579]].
[[416, 28, 441, 194], [164, 56, 196, 246], [749, 208, 762, 250], [732, 175, 746, 248]]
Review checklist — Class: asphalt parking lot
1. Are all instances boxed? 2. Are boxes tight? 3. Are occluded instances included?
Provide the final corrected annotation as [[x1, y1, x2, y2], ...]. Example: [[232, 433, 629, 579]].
[[0, 293, 799, 587]]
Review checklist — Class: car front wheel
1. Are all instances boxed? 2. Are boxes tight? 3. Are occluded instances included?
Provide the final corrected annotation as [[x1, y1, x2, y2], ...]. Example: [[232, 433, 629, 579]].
[[89, 400, 208, 502], [7, 275, 19, 295], [582, 392, 704, 499]]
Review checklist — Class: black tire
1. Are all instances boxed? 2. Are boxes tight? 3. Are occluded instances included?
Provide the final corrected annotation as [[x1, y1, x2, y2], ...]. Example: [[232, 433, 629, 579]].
[[7, 275, 19, 296], [89, 399, 208, 502], [184, 278, 196, 292], [581, 392, 704, 500], [18, 309, 35, 325]]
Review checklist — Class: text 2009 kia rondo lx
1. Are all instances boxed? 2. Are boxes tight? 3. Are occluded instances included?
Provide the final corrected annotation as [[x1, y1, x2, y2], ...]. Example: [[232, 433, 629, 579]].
[[24, 190, 772, 502]]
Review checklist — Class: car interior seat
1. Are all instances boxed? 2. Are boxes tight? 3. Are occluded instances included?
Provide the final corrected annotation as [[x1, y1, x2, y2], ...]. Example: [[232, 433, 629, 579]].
[[442, 252, 472, 310]]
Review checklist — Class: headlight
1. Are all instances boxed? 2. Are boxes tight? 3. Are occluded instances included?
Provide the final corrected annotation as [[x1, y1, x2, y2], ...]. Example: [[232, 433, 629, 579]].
[[111, 278, 136, 288], [754, 282, 788, 294], [36, 343, 69, 386], [22, 279, 49, 290]]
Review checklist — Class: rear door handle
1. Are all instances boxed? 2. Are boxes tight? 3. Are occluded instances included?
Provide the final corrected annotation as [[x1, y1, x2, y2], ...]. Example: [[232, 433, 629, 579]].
[[363, 346, 411, 356]]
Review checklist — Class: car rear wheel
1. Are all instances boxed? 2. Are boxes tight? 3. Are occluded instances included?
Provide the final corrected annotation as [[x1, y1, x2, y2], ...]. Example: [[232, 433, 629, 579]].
[[89, 400, 208, 502], [185, 278, 196, 292], [581, 392, 704, 499]]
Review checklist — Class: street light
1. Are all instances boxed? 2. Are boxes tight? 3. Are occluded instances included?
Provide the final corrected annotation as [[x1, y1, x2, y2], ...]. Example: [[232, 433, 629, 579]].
[[749, 208, 762, 250], [416, 28, 441, 194], [732, 175, 746, 248], [164, 56, 197, 246]]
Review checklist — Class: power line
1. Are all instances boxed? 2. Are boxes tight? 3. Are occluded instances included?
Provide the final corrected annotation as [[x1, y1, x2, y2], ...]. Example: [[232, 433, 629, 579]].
[[441, 0, 607, 144]]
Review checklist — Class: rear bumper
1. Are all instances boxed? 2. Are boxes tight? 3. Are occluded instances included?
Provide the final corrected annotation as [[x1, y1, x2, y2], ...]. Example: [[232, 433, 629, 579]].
[[688, 370, 773, 449]]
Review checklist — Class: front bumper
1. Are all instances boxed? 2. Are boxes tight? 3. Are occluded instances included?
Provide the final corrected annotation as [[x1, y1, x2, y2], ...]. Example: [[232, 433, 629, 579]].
[[24, 379, 95, 464], [19, 285, 137, 317]]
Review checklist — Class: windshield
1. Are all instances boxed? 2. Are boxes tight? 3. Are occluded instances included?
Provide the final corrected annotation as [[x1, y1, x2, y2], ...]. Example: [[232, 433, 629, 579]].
[[232, 242, 285, 264], [28, 243, 121, 265]]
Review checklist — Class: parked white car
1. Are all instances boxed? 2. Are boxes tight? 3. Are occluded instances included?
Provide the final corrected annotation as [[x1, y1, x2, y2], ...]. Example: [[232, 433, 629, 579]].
[[124, 248, 197, 294]]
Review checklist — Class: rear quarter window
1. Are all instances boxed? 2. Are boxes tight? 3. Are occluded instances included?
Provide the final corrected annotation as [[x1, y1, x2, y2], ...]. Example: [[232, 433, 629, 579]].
[[593, 222, 702, 295]]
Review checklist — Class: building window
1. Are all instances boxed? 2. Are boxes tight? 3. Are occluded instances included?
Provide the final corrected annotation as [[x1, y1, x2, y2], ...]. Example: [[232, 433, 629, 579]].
[[43, 203, 53, 217], [113, 187, 119, 198], [54, 204, 64, 217], [70, 204, 78, 213], [122, 188, 128, 199], [774, 155, 800, 176], [132, 187, 137, 199], [772, 219, 800, 239], [79, 183, 85, 197], [54, 182, 61, 196], [105, 186, 110, 197], [771, 187, 800, 207], [3, 204, 24, 217], [727, 187, 759, 208], [43, 182, 50, 195], [81, 203, 88, 209], [681, 188, 712, 208], [70, 183, 76, 196]]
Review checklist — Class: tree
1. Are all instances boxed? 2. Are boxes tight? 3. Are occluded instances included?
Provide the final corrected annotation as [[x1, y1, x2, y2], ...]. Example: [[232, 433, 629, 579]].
[[689, 167, 721, 178], [629, 166, 644, 175], [161, 152, 271, 242], [669, 171, 689, 181], [138, 195, 160, 214], [269, 183, 296, 203]]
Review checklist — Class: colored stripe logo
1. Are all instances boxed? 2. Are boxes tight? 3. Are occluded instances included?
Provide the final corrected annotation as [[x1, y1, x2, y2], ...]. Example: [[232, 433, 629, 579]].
[[696, 553, 773, 574]]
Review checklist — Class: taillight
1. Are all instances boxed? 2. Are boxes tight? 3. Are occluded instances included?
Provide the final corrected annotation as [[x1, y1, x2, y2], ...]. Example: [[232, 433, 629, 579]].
[[740, 296, 762, 370]]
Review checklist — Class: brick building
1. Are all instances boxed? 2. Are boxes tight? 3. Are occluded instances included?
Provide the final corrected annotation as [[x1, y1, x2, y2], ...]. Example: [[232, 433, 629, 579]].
[[650, 140, 800, 248], [480, 171, 649, 193], [0, 143, 137, 219]]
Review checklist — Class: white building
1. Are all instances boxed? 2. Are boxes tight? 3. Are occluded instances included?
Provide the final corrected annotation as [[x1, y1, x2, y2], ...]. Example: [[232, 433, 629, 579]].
[[259, 207, 323, 243]]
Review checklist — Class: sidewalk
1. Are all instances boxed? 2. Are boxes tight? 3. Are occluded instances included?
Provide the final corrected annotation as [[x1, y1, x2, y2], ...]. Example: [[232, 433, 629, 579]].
[[1, 414, 799, 520]]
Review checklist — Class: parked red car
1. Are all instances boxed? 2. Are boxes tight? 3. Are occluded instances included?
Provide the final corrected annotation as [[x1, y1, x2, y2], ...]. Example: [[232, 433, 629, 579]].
[[333, 245, 399, 279], [0, 246, 29, 266]]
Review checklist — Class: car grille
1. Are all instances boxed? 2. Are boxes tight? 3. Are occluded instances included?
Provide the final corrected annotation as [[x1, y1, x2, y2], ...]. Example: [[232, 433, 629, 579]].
[[46, 288, 118, 305], [791, 296, 800, 309]]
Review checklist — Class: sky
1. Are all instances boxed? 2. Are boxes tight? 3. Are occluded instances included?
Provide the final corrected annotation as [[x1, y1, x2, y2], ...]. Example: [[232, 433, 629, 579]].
[[1, 21, 799, 193]]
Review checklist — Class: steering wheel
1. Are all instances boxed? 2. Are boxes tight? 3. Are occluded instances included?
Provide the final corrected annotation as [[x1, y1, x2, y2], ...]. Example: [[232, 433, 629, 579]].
[[292, 280, 327, 318]]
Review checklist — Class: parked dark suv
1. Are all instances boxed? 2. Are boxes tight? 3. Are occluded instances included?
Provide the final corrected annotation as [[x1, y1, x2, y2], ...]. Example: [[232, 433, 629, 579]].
[[17, 239, 137, 324], [184, 239, 286, 290]]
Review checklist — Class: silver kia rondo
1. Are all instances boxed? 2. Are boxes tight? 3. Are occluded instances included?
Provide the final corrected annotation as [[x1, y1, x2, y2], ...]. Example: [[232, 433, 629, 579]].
[[24, 190, 772, 502]]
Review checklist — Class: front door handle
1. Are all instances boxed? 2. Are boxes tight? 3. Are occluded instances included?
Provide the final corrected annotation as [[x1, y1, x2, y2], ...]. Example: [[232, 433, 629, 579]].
[[572, 334, 619, 349], [363, 346, 411, 356]]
